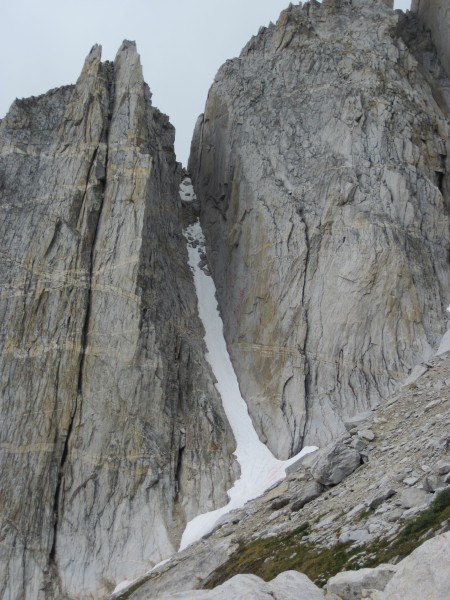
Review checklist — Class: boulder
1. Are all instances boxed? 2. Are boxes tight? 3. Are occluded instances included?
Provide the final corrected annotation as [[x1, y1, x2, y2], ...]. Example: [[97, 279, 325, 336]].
[[381, 532, 450, 599], [423, 475, 446, 492], [398, 488, 431, 509], [403, 477, 420, 486], [271, 497, 291, 511], [310, 443, 362, 487], [384, 508, 404, 523], [264, 481, 290, 502], [338, 530, 370, 545], [367, 487, 397, 510], [435, 459, 450, 475], [291, 481, 324, 512], [326, 564, 397, 599], [350, 438, 368, 452], [153, 570, 324, 599], [358, 429, 376, 442]]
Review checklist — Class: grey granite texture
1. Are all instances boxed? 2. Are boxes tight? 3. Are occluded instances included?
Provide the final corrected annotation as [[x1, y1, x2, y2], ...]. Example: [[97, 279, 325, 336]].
[[412, 0, 450, 78], [0, 42, 236, 599], [189, 0, 450, 458]]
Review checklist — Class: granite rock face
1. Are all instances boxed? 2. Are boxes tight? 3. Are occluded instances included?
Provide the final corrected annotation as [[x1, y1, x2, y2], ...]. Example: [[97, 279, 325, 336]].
[[189, 0, 450, 458], [2, 2, 450, 598], [0, 42, 236, 599], [412, 0, 450, 78]]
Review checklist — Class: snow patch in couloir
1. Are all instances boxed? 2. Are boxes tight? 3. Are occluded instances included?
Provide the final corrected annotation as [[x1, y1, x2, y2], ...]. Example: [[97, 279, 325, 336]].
[[181, 220, 317, 550]]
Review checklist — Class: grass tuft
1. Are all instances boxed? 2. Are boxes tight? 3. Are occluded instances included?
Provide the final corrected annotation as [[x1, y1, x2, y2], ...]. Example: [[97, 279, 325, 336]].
[[114, 489, 450, 597], [202, 488, 450, 590]]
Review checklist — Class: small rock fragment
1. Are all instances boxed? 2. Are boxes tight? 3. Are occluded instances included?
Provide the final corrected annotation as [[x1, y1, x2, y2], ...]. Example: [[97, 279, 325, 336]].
[[338, 529, 370, 544], [358, 429, 376, 442], [367, 487, 397, 510], [270, 497, 290, 511], [350, 437, 368, 452], [403, 477, 419, 486], [384, 508, 404, 523], [422, 475, 445, 492], [343, 411, 374, 432], [435, 459, 450, 476]]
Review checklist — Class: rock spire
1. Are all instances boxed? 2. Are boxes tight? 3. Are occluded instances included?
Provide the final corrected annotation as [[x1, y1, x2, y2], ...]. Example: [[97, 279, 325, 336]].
[[0, 42, 235, 599]]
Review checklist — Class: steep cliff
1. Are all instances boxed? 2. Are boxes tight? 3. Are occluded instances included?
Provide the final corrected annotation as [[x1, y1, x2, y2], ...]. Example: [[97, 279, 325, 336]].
[[2, 1, 450, 598], [0, 42, 235, 599], [412, 0, 450, 78], [189, 0, 450, 458]]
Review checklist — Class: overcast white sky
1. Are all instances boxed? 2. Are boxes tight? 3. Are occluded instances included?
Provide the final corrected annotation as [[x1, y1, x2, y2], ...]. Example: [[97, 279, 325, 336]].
[[0, 0, 411, 165]]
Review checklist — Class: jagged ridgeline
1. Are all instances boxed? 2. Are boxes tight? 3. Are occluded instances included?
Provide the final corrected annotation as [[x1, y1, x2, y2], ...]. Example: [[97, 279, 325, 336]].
[[0, 42, 236, 598], [0, 1, 449, 599]]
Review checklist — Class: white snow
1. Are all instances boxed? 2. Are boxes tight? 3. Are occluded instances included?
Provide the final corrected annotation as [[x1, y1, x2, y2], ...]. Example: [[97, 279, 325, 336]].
[[405, 304, 450, 385], [179, 177, 196, 202], [436, 329, 450, 356], [402, 363, 429, 387], [181, 221, 317, 550], [111, 206, 318, 597], [110, 559, 171, 597], [111, 580, 134, 596]]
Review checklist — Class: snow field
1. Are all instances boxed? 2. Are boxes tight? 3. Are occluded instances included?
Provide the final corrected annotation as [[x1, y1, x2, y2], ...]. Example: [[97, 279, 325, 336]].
[[181, 221, 317, 550]]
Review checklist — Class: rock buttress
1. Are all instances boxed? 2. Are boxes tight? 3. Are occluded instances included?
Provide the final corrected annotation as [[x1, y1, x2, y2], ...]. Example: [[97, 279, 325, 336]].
[[0, 43, 235, 599], [412, 0, 450, 79], [189, 0, 450, 458]]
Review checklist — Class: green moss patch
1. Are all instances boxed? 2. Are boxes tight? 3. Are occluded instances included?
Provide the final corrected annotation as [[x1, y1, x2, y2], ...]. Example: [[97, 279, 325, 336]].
[[203, 522, 360, 589], [203, 488, 450, 590], [114, 490, 450, 597], [361, 487, 450, 568]]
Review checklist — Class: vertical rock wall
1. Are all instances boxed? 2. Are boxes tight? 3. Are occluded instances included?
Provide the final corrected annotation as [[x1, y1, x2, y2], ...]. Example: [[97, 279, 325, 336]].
[[189, 0, 450, 458], [0, 43, 235, 599], [412, 0, 450, 78]]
